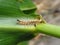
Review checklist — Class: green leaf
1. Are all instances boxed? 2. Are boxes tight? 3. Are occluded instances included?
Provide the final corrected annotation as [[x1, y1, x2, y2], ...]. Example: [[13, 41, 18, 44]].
[[0, 0, 21, 16], [0, 32, 36, 45], [0, 32, 21, 45], [18, 0, 36, 11], [17, 41, 29, 45], [0, 0, 38, 45], [18, 0, 36, 14]]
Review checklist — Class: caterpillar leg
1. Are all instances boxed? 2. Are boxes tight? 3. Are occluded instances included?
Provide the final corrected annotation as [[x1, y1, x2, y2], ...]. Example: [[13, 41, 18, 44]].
[[34, 24, 36, 27]]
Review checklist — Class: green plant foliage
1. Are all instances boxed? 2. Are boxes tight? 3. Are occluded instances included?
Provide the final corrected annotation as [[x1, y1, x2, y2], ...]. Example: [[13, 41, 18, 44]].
[[0, 31, 36, 45], [17, 41, 29, 45], [18, 0, 37, 14], [18, 0, 36, 10], [0, 32, 21, 45], [0, 0, 21, 16], [0, 0, 60, 45], [0, 0, 38, 45]]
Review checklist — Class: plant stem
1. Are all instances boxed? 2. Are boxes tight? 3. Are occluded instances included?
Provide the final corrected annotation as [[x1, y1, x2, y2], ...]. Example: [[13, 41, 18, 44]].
[[0, 25, 35, 33], [0, 24, 60, 38], [36, 23, 60, 38]]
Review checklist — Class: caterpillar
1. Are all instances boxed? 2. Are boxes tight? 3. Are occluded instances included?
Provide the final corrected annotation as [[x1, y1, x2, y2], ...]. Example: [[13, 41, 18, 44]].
[[17, 16, 43, 26]]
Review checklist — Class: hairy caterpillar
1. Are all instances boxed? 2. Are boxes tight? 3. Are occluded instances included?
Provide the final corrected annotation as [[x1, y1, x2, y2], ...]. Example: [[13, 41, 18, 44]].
[[17, 16, 43, 26]]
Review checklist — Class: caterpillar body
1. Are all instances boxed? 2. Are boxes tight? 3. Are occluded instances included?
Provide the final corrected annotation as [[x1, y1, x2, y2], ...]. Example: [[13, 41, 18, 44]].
[[17, 16, 43, 26]]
